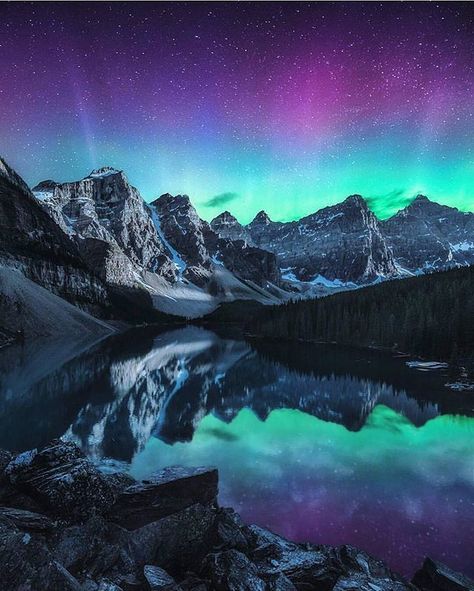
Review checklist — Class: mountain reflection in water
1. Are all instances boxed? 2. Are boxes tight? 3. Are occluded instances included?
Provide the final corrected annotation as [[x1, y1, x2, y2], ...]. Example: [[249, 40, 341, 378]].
[[0, 326, 472, 577]]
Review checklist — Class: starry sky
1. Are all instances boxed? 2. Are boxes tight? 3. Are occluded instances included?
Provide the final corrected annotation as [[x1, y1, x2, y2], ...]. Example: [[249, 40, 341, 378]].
[[0, 2, 473, 223]]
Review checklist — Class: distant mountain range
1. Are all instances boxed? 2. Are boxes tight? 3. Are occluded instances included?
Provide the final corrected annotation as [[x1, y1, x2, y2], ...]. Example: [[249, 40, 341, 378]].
[[0, 157, 473, 335], [211, 193, 474, 286]]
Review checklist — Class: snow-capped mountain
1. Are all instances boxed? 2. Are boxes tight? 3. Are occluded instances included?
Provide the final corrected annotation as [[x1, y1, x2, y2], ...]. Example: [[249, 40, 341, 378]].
[[150, 193, 281, 288], [213, 195, 398, 286], [31, 166, 285, 317], [210, 211, 255, 246], [0, 157, 113, 337], [3, 154, 473, 329], [382, 194, 474, 274], [211, 194, 474, 288], [33, 166, 178, 285]]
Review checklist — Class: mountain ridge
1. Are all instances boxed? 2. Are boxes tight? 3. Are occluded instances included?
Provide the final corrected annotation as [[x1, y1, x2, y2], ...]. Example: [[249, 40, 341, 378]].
[[27, 163, 286, 318], [211, 191, 474, 283], [0, 156, 469, 327]]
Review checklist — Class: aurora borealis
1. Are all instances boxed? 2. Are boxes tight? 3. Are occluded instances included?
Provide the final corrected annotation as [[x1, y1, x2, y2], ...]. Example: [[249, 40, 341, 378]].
[[133, 406, 474, 578], [0, 2, 473, 222]]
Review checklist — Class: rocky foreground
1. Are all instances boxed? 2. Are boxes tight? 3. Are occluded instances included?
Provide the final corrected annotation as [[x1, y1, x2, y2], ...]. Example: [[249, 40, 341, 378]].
[[0, 440, 472, 591]]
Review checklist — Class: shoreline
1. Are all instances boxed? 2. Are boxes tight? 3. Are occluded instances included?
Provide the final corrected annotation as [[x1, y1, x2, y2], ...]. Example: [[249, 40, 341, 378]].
[[1, 439, 472, 591]]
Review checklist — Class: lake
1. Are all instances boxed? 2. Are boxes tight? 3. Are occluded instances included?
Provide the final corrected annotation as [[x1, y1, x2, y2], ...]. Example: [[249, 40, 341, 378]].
[[0, 326, 472, 578]]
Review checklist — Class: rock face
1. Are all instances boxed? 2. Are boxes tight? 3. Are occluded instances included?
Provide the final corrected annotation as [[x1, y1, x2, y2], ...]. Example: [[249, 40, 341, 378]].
[[5, 155, 474, 321], [29, 168, 285, 317], [211, 195, 474, 288], [214, 196, 397, 284], [33, 167, 178, 285], [0, 157, 110, 316], [109, 466, 218, 530], [412, 557, 474, 591], [210, 211, 254, 246], [5, 439, 115, 521], [150, 194, 281, 288], [144, 565, 182, 590], [0, 438, 472, 591], [33, 175, 282, 293], [248, 195, 398, 284], [382, 195, 474, 274]]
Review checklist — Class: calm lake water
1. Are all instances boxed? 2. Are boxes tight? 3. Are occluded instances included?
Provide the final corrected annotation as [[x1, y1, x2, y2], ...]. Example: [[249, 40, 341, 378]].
[[0, 326, 472, 577]]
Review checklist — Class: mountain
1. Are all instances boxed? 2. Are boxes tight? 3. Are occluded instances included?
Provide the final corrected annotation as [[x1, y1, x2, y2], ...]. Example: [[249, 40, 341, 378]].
[[211, 194, 474, 289], [4, 155, 473, 323], [210, 211, 254, 245], [150, 193, 281, 288], [214, 195, 398, 286], [382, 194, 474, 274], [0, 157, 111, 319], [0, 158, 177, 334], [32, 168, 286, 317], [33, 166, 178, 285]]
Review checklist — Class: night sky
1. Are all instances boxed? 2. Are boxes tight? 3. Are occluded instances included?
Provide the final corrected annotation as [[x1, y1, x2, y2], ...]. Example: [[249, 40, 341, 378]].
[[0, 2, 473, 222]]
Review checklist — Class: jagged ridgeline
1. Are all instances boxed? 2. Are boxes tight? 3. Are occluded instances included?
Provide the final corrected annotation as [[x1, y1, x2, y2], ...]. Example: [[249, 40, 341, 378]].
[[250, 266, 474, 363], [2, 155, 474, 334]]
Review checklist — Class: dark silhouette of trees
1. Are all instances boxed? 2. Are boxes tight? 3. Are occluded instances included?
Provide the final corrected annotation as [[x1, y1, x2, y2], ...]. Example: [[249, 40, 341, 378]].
[[251, 266, 474, 364]]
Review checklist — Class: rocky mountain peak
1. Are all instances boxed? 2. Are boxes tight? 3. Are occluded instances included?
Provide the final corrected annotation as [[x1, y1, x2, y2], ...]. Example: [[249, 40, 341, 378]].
[[152, 193, 192, 209], [86, 166, 122, 179], [32, 179, 57, 191], [342, 194, 369, 209], [30, 167, 178, 283], [210, 211, 254, 246], [212, 211, 238, 225], [413, 193, 429, 203], [393, 194, 452, 219], [382, 194, 474, 273], [250, 210, 272, 226], [0, 157, 32, 195], [31, 180, 58, 201]]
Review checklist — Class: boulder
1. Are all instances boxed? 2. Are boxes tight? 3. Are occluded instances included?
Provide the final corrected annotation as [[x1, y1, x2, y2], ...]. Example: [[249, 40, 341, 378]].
[[332, 572, 411, 591], [128, 503, 216, 572], [201, 549, 266, 591], [0, 506, 54, 532], [412, 557, 474, 591], [243, 526, 413, 591], [51, 515, 131, 580], [144, 565, 182, 590], [179, 574, 209, 591], [5, 440, 115, 521], [213, 507, 249, 552], [109, 466, 218, 530], [244, 523, 333, 588], [109, 572, 143, 590], [98, 580, 125, 591], [266, 574, 297, 591], [0, 521, 82, 591], [105, 472, 137, 495]]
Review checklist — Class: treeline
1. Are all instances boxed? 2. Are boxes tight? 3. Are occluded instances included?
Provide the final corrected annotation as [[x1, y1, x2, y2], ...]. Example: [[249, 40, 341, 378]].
[[250, 266, 474, 363]]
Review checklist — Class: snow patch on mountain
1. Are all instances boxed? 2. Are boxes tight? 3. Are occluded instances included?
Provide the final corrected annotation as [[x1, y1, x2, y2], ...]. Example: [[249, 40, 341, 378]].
[[33, 190, 54, 201], [450, 241, 474, 252], [86, 167, 122, 179], [148, 204, 187, 274]]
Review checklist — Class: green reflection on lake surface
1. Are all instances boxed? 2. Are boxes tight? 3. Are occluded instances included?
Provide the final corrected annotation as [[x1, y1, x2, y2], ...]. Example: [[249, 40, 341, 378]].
[[132, 405, 474, 577]]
